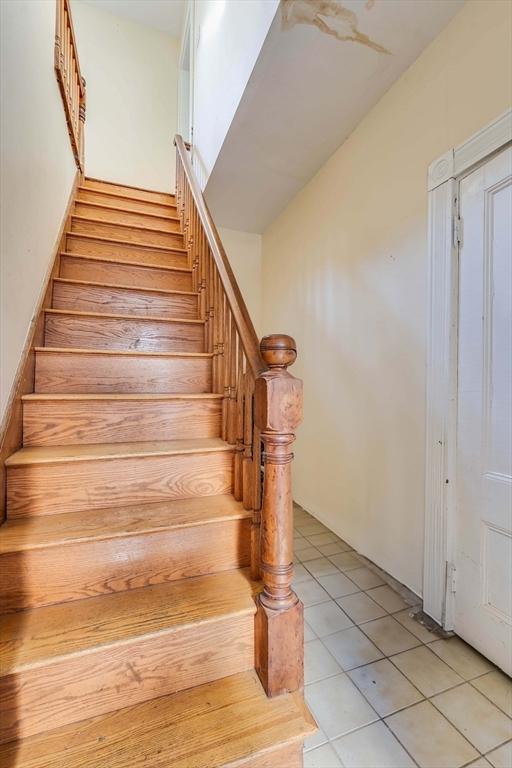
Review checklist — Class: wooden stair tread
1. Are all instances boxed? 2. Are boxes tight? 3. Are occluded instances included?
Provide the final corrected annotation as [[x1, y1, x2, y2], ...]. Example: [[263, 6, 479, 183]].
[[44, 307, 204, 325], [6, 437, 233, 466], [0, 569, 259, 673], [22, 392, 223, 401], [72, 214, 180, 237], [78, 185, 176, 208], [65, 231, 186, 254], [0, 495, 248, 552], [53, 276, 198, 297], [75, 199, 180, 223], [83, 177, 175, 199], [61, 250, 189, 270], [0, 670, 315, 768], [35, 346, 211, 357]]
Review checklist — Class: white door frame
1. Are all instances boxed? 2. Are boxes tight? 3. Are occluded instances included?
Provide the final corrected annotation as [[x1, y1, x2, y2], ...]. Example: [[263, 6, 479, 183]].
[[423, 108, 512, 629]]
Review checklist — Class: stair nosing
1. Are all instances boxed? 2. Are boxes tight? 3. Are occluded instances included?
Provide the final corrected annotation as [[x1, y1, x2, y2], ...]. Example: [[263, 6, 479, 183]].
[[60, 250, 191, 273], [53, 276, 199, 297], [5, 438, 234, 466], [84, 177, 176, 198], [1, 571, 258, 675], [35, 346, 212, 357], [71, 214, 181, 237], [78, 185, 177, 209], [65, 231, 186, 255], [0, 500, 251, 553], [44, 307, 205, 325], [75, 200, 180, 223], [22, 392, 224, 401]]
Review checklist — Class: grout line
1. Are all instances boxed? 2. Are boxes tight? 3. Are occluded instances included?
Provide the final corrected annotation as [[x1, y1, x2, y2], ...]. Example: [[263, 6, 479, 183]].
[[297, 517, 508, 766]]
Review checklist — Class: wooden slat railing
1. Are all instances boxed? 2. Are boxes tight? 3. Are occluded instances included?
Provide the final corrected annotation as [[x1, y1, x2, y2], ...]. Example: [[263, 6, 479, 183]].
[[55, 0, 86, 171], [175, 135, 304, 696]]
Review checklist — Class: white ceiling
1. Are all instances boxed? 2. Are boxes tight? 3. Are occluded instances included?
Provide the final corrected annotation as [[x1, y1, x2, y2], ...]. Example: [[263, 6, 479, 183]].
[[82, 0, 187, 37], [205, 0, 465, 233]]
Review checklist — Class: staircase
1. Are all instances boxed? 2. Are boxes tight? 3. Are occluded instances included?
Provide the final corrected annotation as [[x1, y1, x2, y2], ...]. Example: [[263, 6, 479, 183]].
[[0, 170, 314, 766]]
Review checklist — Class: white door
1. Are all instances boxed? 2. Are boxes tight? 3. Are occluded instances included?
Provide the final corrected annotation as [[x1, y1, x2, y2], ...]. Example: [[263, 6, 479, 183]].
[[455, 146, 512, 674]]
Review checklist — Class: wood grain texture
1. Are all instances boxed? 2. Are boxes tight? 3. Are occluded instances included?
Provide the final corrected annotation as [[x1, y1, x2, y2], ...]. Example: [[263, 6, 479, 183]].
[[60, 253, 193, 291], [230, 742, 303, 768], [83, 178, 175, 205], [0, 613, 253, 743], [71, 216, 184, 249], [0, 494, 246, 552], [52, 278, 199, 319], [0, 568, 257, 666], [44, 310, 205, 353], [7, 437, 231, 464], [7, 444, 234, 516], [77, 188, 176, 216], [0, 515, 250, 611], [34, 348, 212, 394], [65, 232, 188, 268], [0, 670, 315, 767], [74, 201, 180, 231], [22, 393, 222, 445]]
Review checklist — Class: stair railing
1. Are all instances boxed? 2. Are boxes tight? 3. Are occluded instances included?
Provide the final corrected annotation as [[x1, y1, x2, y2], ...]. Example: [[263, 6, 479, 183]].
[[54, 0, 86, 171], [175, 135, 304, 696]]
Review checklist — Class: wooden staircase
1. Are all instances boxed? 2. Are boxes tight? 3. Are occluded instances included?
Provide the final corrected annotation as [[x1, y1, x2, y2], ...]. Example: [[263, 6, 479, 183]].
[[0, 171, 314, 766]]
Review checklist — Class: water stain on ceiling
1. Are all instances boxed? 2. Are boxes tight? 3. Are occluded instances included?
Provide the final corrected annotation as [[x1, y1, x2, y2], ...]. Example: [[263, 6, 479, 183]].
[[281, 0, 391, 54]]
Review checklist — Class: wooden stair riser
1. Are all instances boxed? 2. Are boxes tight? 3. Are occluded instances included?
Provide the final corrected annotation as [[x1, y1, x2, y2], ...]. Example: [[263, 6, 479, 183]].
[[71, 218, 184, 249], [23, 397, 221, 445], [0, 614, 254, 744], [77, 188, 177, 216], [82, 179, 175, 205], [65, 233, 187, 268], [34, 349, 212, 394], [52, 279, 199, 319], [44, 312, 205, 354], [7, 449, 234, 517], [0, 518, 251, 612], [60, 254, 192, 291], [74, 202, 180, 231]]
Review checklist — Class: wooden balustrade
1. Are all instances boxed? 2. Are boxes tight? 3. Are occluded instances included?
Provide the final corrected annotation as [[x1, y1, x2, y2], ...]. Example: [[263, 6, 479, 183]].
[[55, 0, 86, 171], [175, 136, 304, 696]]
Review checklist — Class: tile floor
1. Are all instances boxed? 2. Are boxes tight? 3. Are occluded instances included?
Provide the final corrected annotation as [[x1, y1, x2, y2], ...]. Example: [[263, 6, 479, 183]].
[[293, 505, 512, 768]]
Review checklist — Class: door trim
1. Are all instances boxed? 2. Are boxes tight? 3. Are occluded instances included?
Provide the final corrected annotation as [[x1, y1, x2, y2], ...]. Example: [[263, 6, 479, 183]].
[[424, 108, 512, 628]]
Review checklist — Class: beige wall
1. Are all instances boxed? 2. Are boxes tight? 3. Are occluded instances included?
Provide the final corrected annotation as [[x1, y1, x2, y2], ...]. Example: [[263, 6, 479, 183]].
[[262, 0, 512, 595], [0, 0, 77, 423], [219, 228, 262, 335], [72, 1, 179, 192]]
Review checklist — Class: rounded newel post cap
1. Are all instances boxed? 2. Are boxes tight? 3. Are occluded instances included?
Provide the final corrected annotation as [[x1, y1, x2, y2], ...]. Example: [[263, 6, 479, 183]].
[[260, 334, 297, 369]]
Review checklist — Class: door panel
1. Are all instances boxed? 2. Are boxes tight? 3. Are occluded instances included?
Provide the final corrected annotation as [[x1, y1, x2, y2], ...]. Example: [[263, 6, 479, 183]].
[[455, 146, 512, 674]]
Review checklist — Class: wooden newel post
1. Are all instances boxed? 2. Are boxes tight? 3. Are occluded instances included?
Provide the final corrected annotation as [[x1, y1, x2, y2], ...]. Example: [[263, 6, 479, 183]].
[[254, 334, 304, 697]]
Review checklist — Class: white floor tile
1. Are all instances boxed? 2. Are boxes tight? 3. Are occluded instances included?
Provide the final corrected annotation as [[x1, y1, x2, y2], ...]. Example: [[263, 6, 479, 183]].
[[306, 674, 378, 740], [331, 720, 416, 767], [305, 639, 343, 684], [431, 683, 512, 754], [305, 601, 354, 638]]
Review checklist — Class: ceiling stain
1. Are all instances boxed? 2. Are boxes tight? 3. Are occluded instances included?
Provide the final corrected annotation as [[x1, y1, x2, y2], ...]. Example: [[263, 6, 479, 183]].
[[281, 0, 391, 55]]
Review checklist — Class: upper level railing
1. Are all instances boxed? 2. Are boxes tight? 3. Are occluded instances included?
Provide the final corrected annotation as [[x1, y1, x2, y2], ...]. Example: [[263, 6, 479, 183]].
[[175, 136, 304, 696], [54, 0, 86, 171]]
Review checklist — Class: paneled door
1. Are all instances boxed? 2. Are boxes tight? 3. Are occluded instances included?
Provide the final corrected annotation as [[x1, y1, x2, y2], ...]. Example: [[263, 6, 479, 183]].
[[455, 146, 512, 674]]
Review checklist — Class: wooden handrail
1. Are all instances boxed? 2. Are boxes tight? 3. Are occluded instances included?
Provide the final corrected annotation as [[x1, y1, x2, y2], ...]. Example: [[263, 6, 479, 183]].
[[174, 135, 304, 697], [55, 0, 86, 171], [175, 135, 265, 377]]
